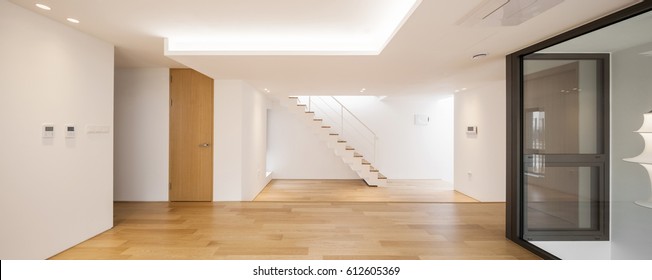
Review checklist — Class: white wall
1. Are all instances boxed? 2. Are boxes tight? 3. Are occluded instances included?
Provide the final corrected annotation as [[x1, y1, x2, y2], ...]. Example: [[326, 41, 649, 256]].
[[114, 68, 169, 201], [611, 42, 652, 259], [266, 101, 359, 179], [214, 80, 270, 201], [454, 81, 506, 202], [0, 0, 114, 259], [214, 80, 244, 200], [241, 83, 272, 200]]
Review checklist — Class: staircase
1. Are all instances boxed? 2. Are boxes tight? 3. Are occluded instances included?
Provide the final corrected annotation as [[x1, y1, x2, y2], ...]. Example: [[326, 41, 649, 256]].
[[279, 96, 387, 187]]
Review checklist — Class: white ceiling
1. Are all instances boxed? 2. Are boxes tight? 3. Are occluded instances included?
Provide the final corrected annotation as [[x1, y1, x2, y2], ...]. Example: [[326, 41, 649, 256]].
[[542, 10, 652, 53], [9, 0, 641, 96]]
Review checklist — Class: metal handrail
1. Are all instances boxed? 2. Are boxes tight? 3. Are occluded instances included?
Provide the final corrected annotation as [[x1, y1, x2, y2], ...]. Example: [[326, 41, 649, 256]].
[[330, 97, 377, 140]]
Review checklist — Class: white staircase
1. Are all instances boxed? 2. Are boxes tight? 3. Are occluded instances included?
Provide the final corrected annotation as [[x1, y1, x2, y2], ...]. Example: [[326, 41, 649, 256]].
[[279, 96, 387, 187]]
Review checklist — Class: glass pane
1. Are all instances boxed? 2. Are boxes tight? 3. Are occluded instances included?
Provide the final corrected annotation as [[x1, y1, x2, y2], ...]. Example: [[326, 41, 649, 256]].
[[523, 60, 599, 154], [525, 163, 597, 231]]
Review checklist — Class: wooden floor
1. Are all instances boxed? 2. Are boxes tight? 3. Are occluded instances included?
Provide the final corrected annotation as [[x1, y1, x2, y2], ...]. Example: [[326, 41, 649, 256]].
[[255, 179, 478, 202], [50, 202, 539, 260]]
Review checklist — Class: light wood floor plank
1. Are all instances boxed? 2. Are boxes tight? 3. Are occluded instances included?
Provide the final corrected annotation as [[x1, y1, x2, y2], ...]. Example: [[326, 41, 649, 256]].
[[49, 180, 537, 260], [255, 179, 478, 203], [50, 201, 539, 260]]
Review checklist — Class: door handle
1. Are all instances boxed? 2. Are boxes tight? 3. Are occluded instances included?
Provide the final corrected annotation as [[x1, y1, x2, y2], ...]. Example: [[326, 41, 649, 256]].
[[199, 143, 211, 147]]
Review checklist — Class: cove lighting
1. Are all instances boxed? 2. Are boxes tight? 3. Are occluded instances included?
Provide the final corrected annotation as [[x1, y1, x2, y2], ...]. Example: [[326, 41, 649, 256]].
[[35, 3, 51, 10], [66, 18, 80, 24], [164, 0, 421, 55]]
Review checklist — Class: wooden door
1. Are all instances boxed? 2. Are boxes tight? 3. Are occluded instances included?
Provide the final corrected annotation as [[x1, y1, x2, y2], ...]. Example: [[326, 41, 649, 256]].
[[169, 69, 213, 201]]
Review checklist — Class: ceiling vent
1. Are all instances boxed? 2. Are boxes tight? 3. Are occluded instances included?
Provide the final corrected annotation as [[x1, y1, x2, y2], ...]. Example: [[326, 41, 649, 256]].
[[458, 0, 564, 27]]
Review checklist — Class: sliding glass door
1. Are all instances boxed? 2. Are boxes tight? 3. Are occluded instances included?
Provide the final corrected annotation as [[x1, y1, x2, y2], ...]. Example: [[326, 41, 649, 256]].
[[506, 1, 652, 259]]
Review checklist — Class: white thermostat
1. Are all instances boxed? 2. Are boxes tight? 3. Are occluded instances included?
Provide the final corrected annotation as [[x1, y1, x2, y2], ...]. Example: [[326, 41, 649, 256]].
[[466, 126, 478, 135], [42, 123, 54, 138], [414, 114, 430, 126], [65, 124, 76, 138]]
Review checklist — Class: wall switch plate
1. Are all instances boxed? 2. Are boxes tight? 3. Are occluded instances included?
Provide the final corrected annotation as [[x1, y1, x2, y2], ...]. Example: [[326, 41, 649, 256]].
[[42, 123, 54, 138], [65, 124, 75, 138], [86, 125, 110, 134], [466, 126, 478, 135]]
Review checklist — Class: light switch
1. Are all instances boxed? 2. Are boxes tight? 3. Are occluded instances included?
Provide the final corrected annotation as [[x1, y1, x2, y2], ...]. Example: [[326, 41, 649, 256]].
[[42, 123, 54, 138], [65, 124, 76, 138]]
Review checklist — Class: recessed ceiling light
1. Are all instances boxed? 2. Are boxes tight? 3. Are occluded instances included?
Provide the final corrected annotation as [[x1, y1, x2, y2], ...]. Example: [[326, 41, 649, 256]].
[[66, 18, 80, 24], [461, 88, 467, 91], [35, 4, 51, 10], [360, 88, 367, 93]]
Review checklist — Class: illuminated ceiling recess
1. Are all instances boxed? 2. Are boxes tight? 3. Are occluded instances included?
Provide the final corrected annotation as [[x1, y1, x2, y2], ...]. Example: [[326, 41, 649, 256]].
[[458, 0, 565, 27], [164, 0, 422, 55]]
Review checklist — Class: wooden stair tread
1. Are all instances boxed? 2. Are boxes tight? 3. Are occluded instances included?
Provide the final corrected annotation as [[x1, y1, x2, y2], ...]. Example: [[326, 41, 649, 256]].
[[305, 111, 314, 114], [337, 140, 347, 143], [378, 173, 387, 180], [361, 160, 371, 165], [288, 96, 298, 99], [353, 152, 363, 158], [345, 146, 355, 150], [322, 126, 331, 128], [329, 133, 339, 136], [313, 118, 322, 121]]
